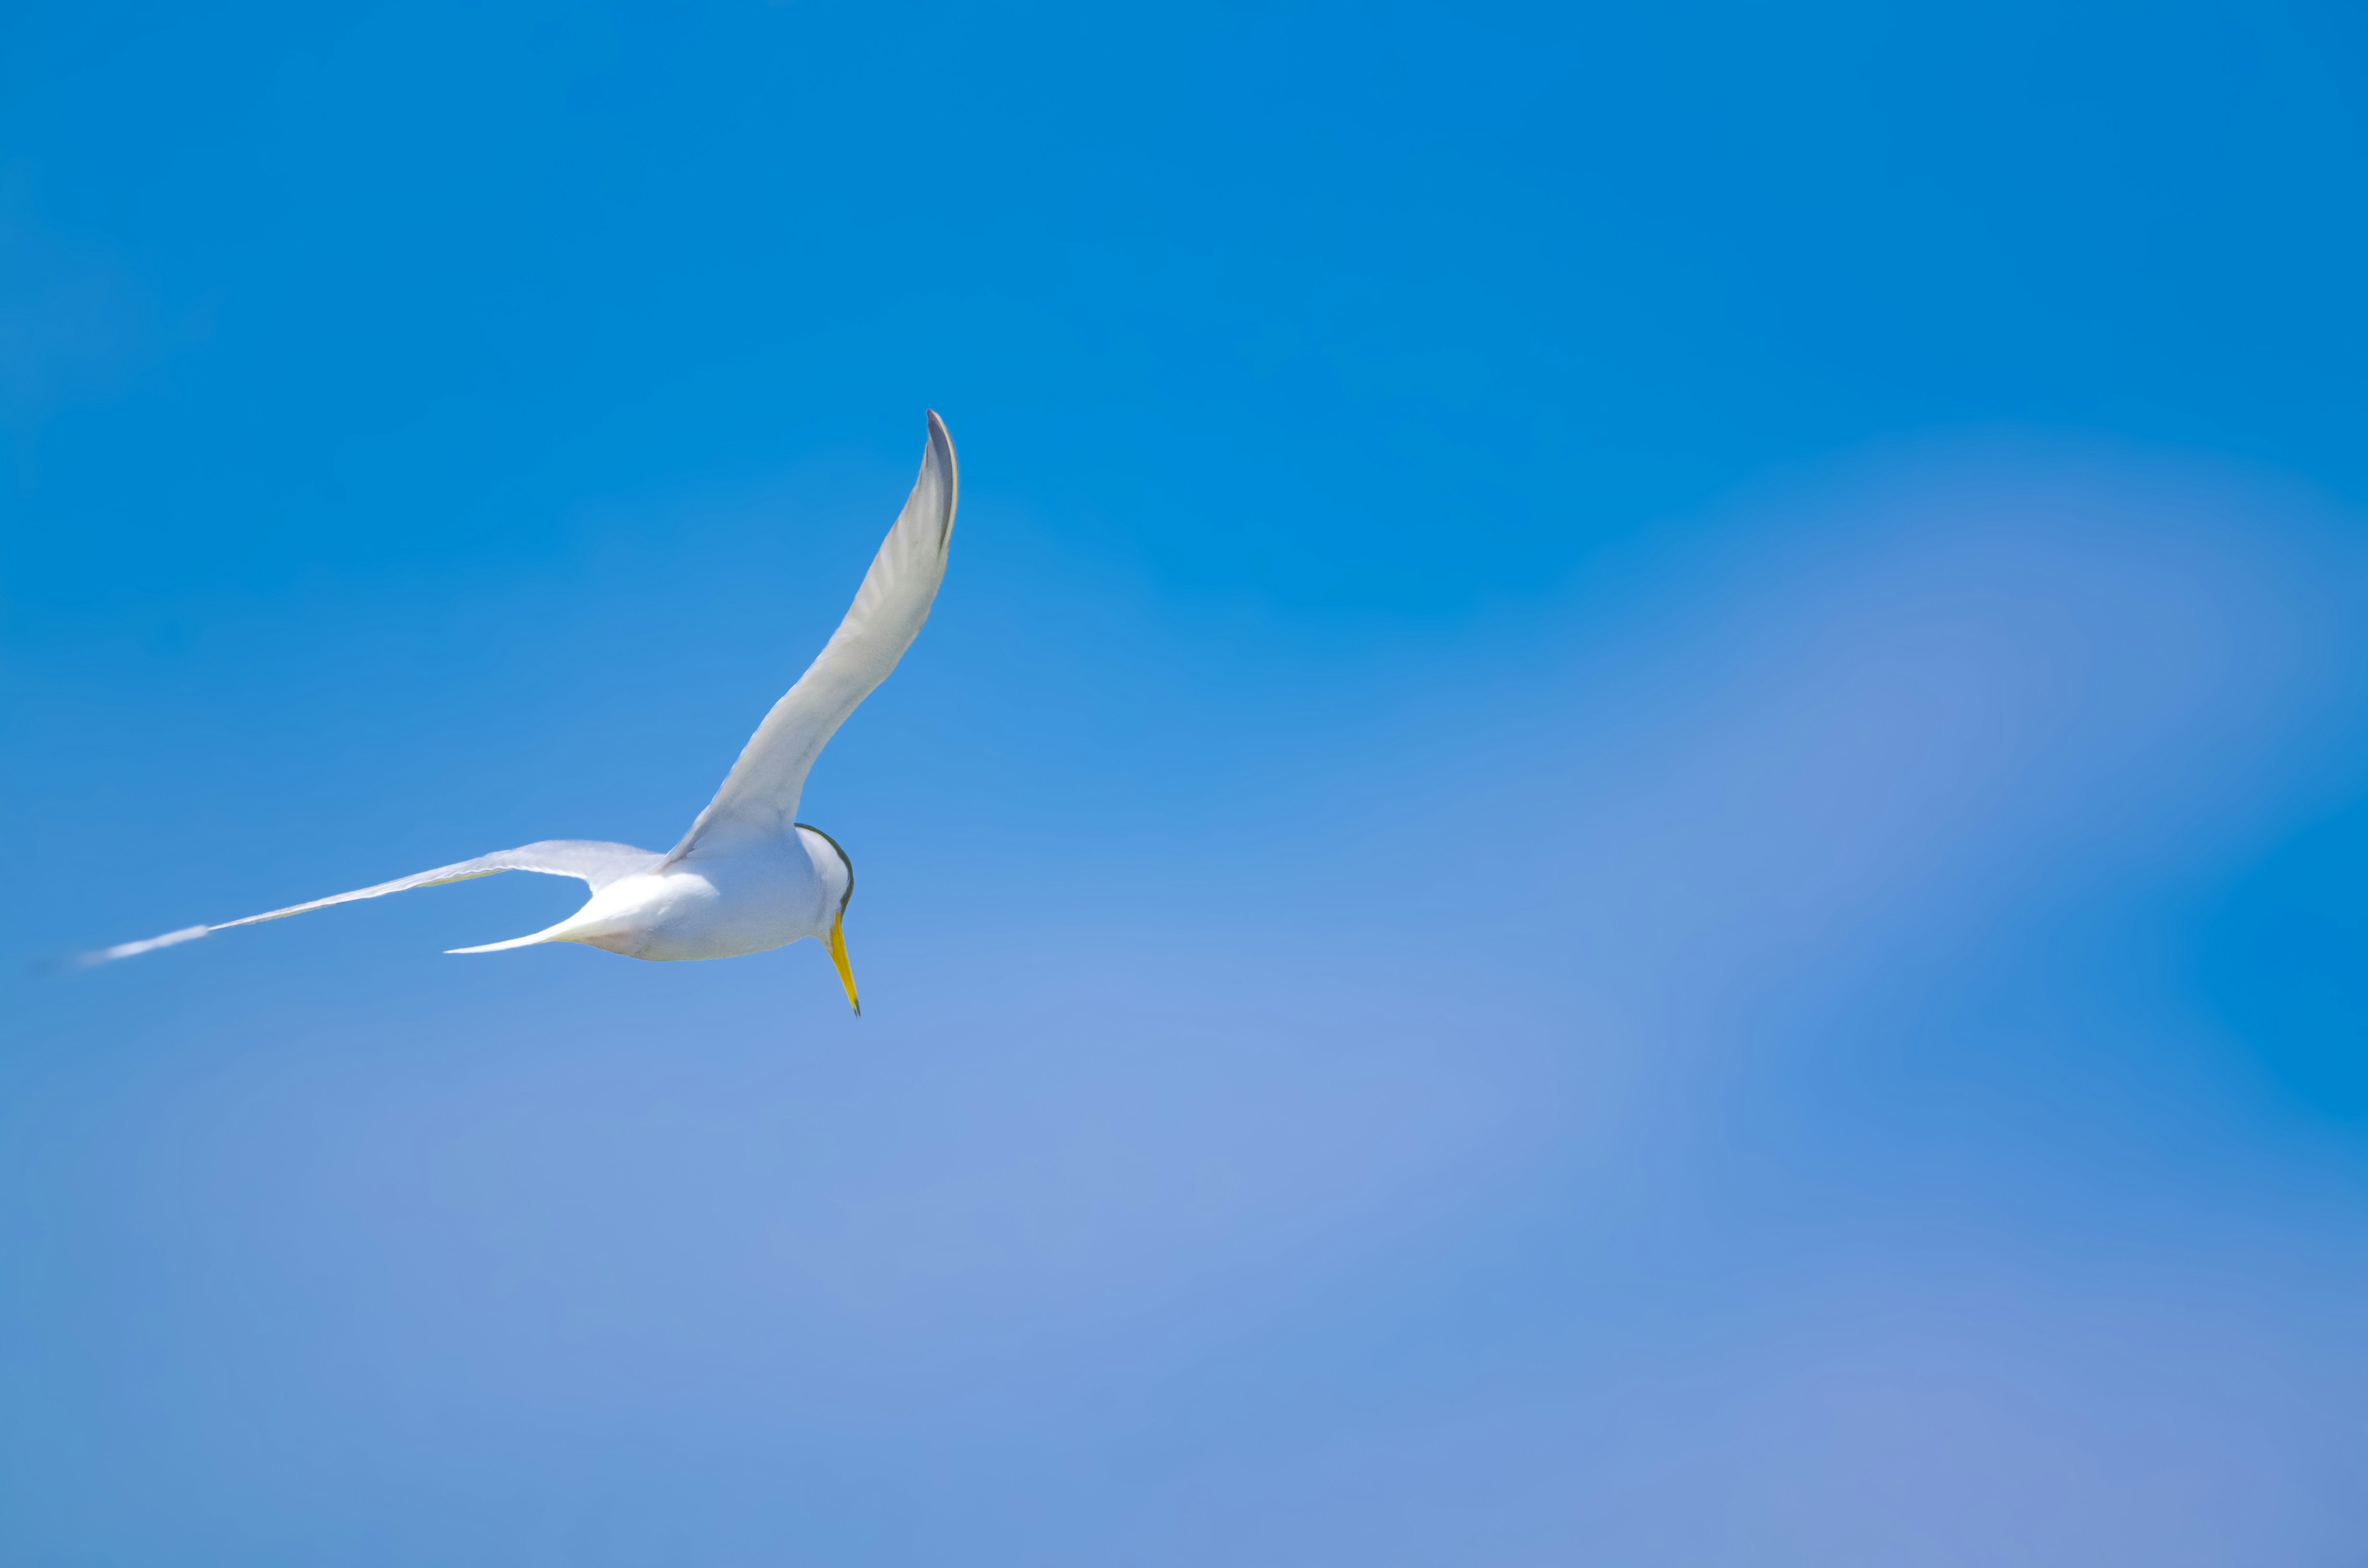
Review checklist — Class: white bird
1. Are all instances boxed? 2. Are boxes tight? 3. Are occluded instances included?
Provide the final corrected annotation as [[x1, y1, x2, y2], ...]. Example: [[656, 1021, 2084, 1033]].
[[77, 412, 961, 1014]]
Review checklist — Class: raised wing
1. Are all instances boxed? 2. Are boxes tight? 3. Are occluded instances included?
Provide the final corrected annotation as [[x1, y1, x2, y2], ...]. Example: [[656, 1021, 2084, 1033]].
[[667, 410, 958, 863], [74, 840, 660, 967]]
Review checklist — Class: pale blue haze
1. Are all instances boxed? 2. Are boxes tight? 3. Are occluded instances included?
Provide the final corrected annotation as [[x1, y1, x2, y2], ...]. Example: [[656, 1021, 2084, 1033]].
[[6, 2, 2368, 1563]]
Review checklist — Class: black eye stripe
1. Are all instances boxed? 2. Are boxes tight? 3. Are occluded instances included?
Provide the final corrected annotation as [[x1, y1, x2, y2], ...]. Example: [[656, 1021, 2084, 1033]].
[[796, 823, 855, 917]]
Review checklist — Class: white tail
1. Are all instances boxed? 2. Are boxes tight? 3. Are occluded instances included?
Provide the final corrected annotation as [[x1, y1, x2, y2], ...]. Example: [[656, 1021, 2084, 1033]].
[[445, 929, 562, 954]]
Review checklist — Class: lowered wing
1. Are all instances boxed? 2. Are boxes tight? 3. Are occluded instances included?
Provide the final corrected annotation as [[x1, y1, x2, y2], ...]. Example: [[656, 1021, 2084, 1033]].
[[75, 840, 660, 967], [667, 410, 959, 863]]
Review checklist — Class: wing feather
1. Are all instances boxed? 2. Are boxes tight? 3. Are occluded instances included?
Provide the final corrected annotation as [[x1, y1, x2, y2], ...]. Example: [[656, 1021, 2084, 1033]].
[[667, 411, 958, 861], [75, 840, 659, 967]]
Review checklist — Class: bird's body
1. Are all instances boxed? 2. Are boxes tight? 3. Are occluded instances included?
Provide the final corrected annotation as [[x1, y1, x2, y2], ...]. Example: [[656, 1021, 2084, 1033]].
[[481, 826, 848, 963], [78, 413, 958, 1012]]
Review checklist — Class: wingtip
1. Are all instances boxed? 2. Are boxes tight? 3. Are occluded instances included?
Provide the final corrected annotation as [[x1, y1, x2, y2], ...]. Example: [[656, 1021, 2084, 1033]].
[[59, 924, 213, 971], [922, 409, 957, 549]]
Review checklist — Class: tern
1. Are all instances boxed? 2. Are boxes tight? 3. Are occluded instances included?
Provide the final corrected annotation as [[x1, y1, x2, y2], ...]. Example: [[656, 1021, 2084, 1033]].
[[77, 412, 961, 1013]]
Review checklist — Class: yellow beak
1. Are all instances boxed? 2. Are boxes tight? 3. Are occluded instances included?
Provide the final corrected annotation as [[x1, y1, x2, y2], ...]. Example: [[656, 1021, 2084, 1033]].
[[827, 912, 860, 1016]]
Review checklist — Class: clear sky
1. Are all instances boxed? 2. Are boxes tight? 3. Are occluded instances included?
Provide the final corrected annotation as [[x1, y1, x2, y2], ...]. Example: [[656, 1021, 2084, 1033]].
[[7, 1, 2368, 1562]]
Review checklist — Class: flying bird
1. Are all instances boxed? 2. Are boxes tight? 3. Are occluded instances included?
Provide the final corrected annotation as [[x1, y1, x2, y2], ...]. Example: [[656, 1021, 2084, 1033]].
[[76, 412, 961, 1013]]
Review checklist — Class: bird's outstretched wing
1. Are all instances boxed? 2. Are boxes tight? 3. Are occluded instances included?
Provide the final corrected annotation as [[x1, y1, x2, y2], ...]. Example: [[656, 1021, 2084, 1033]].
[[74, 840, 660, 967], [666, 410, 958, 863]]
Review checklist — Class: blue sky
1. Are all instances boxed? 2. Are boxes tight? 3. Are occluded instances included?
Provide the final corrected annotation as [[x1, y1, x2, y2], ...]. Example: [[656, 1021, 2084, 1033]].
[[7, 1, 2368, 1562]]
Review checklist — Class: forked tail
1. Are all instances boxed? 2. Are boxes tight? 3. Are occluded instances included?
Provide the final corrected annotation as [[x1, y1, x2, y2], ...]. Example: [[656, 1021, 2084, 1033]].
[[445, 928, 564, 954]]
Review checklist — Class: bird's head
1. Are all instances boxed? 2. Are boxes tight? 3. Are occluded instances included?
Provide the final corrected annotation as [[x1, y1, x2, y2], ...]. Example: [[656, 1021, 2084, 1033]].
[[797, 823, 859, 1015]]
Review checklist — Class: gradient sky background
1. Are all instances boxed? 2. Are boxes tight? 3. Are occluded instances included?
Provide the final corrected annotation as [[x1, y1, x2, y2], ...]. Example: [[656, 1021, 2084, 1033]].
[[8, 1, 2368, 1562]]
